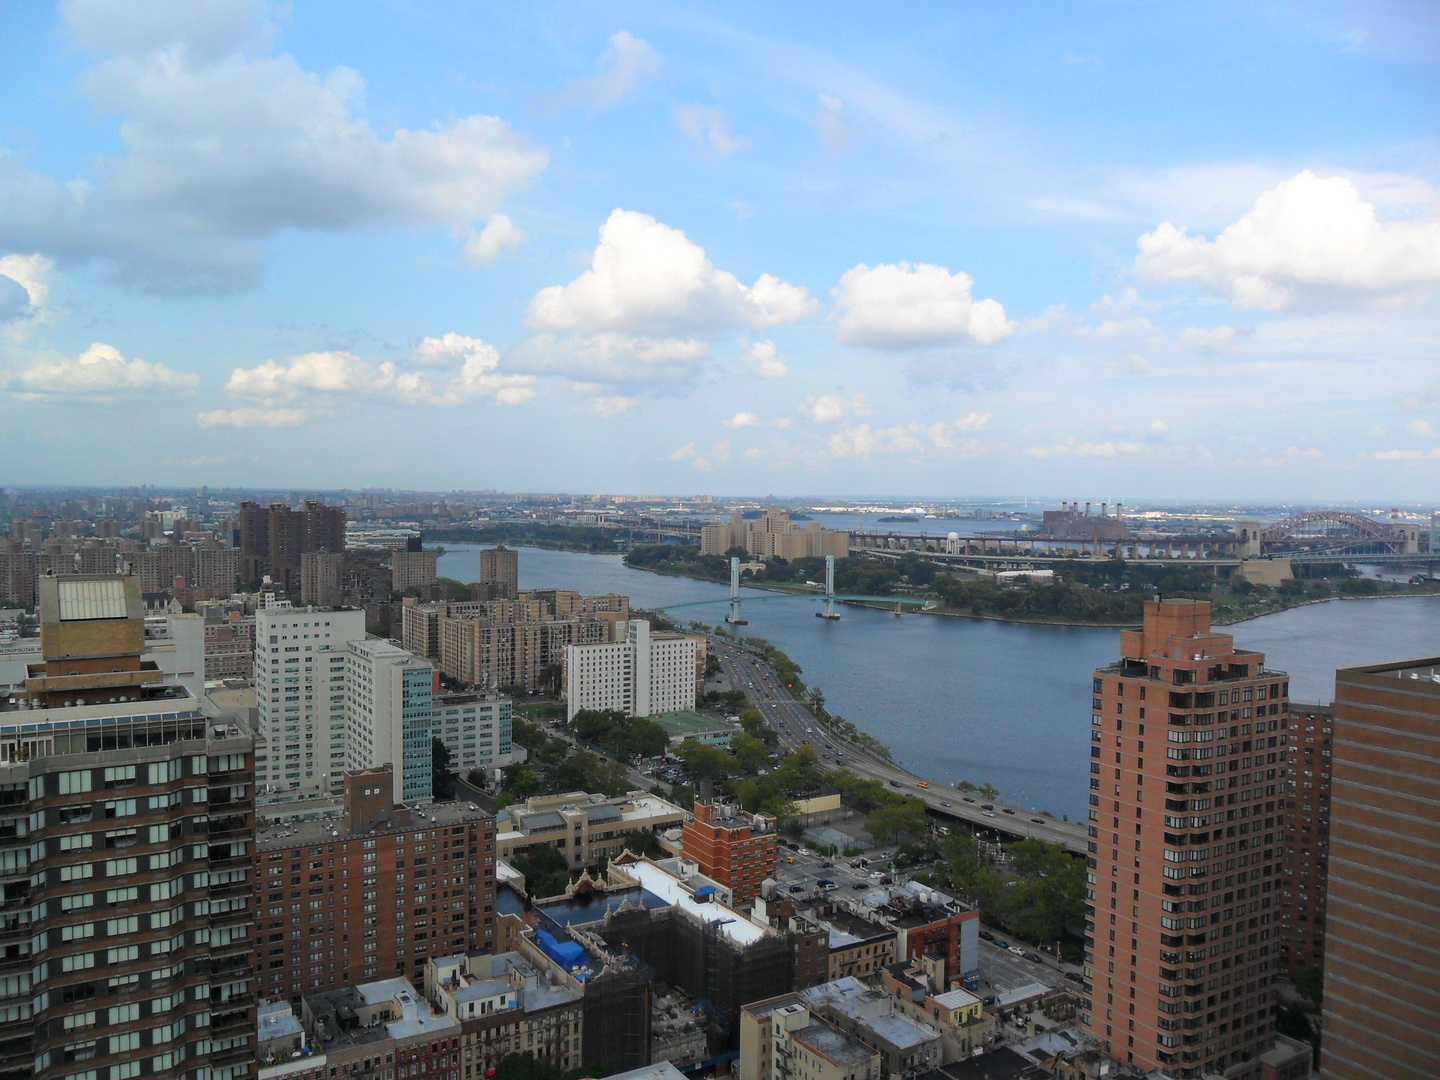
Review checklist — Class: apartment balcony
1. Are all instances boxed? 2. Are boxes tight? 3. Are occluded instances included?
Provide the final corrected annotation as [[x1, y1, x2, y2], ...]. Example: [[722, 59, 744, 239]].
[[211, 1008, 253, 1036]]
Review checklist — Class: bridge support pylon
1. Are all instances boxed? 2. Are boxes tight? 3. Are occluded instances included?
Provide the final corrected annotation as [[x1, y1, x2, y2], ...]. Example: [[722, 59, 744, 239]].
[[725, 556, 747, 625], [817, 554, 840, 620]]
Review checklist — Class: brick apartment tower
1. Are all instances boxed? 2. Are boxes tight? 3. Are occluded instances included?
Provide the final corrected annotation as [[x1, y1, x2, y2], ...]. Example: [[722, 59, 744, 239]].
[[682, 799, 778, 906], [1276, 705, 1333, 978], [1320, 660, 1440, 1080], [1084, 599, 1292, 1078]]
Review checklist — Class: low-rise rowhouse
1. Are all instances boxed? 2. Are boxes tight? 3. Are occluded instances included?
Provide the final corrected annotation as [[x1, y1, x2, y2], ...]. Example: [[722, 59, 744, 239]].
[[881, 957, 994, 1061], [497, 790, 686, 872]]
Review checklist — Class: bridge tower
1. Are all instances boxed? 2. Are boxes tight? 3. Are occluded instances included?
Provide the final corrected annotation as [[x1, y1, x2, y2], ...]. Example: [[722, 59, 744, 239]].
[[725, 556, 747, 625], [816, 554, 840, 620]]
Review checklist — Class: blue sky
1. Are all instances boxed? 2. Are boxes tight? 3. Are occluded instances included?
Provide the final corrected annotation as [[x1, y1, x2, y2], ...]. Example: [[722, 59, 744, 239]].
[[1, 0, 1437, 499]]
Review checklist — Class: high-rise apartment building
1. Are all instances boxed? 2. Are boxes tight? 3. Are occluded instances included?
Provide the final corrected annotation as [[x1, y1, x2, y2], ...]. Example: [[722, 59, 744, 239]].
[[682, 799, 778, 906], [0, 573, 256, 1080], [300, 551, 343, 607], [254, 767, 497, 1001], [344, 639, 435, 803], [432, 690, 523, 778], [564, 619, 698, 721], [444, 615, 609, 692], [1320, 659, 1440, 1080], [699, 512, 849, 560], [240, 501, 346, 591], [392, 550, 440, 596], [1084, 599, 1299, 1079], [254, 600, 367, 795], [1276, 704, 1333, 979], [478, 545, 519, 599]]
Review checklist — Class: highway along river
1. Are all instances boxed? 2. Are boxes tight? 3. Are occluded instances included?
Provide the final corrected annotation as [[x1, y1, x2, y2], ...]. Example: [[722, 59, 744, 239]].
[[433, 544, 1440, 820]]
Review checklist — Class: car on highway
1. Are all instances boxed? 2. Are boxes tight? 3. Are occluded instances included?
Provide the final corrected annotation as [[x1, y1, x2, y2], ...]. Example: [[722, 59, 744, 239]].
[[962, 796, 975, 803], [889, 780, 902, 787], [1008, 946, 1025, 956], [1002, 808, 1015, 815], [917, 781, 929, 788], [982, 810, 996, 818], [1031, 817, 1045, 824], [941, 800, 951, 807], [819, 861, 833, 868], [980, 803, 994, 811], [852, 882, 869, 890]]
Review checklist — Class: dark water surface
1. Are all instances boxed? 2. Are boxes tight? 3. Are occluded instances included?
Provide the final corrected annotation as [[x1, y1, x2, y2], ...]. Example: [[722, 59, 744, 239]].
[[433, 544, 1440, 818]]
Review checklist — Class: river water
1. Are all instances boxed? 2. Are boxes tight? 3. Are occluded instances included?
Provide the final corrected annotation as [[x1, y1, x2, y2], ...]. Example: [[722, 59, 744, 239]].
[[432, 543, 1440, 819]]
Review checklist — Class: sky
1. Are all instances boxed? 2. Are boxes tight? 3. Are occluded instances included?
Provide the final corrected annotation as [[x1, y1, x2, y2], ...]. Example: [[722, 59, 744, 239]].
[[0, 0, 1438, 500]]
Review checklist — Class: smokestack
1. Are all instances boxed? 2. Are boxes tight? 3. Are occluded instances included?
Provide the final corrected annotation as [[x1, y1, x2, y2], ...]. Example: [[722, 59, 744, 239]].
[[1085, 502, 1091, 517]]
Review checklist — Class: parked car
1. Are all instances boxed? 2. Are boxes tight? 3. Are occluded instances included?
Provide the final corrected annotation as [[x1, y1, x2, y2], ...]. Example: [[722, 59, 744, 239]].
[[869, 871, 884, 879], [1009, 946, 1025, 956], [852, 882, 869, 890], [1026, 952, 1042, 963], [789, 884, 805, 893], [978, 931, 995, 942], [994, 940, 1009, 950], [1064, 972, 1086, 984]]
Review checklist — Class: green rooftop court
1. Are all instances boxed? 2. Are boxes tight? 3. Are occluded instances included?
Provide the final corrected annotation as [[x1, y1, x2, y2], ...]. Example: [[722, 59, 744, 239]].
[[654, 711, 735, 745]]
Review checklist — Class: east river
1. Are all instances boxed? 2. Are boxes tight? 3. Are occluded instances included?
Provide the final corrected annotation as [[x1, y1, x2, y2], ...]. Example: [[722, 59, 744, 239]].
[[432, 543, 1440, 820]]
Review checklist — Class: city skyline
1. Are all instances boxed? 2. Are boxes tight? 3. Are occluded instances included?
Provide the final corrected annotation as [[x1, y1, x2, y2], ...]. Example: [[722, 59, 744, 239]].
[[0, 1, 1437, 497]]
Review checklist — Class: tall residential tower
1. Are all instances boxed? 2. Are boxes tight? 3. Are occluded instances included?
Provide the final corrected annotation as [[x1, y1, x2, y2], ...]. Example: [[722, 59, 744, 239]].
[[1083, 599, 1305, 1079]]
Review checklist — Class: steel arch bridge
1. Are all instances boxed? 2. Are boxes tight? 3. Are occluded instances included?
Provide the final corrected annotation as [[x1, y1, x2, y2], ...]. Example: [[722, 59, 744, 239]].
[[1261, 510, 1402, 551]]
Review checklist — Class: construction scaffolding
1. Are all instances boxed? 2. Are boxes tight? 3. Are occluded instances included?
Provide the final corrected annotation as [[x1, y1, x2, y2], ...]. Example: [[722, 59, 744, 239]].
[[575, 904, 794, 1057]]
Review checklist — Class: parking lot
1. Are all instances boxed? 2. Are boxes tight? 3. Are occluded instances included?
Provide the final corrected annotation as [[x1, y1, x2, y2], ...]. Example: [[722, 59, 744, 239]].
[[769, 840, 1079, 1000]]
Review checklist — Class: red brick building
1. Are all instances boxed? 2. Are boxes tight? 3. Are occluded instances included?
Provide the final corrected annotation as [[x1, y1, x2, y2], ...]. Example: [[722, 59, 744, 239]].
[[1276, 704, 1333, 978], [1083, 599, 1292, 1079], [682, 798, 778, 906], [255, 767, 497, 1001]]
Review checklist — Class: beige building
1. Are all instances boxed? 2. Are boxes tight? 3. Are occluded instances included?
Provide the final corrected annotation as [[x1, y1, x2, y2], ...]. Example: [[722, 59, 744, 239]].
[[443, 615, 609, 690], [480, 544, 519, 598], [392, 548, 440, 594], [701, 511, 850, 560], [496, 790, 686, 871], [772, 1003, 880, 1080], [301, 549, 343, 606]]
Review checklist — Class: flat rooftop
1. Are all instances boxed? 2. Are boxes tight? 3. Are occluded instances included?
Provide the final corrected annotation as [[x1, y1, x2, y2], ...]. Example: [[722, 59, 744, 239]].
[[620, 861, 766, 945], [793, 1020, 876, 1066], [1346, 657, 1440, 686], [256, 797, 493, 852], [653, 711, 732, 734]]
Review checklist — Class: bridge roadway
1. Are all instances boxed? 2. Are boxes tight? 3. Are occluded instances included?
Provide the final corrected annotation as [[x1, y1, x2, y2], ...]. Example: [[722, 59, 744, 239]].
[[706, 637, 1089, 856]]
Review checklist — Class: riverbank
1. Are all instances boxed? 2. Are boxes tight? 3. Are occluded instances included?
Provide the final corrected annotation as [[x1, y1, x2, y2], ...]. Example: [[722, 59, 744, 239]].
[[624, 554, 1436, 629]]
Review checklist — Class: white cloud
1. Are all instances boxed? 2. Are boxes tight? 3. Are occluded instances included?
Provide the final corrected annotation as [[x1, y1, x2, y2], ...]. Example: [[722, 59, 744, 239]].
[[1373, 447, 1440, 461], [508, 331, 710, 389], [551, 31, 660, 111], [815, 95, 858, 157], [825, 420, 988, 460], [806, 393, 869, 424], [1148, 419, 1170, 436], [1407, 419, 1435, 437], [8, 342, 199, 396], [749, 340, 788, 379], [674, 105, 746, 154], [196, 405, 310, 428], [462, 214, 526, 265], [670, 441, 698, 460], [528, 209, 817, 337], [1024, 439, 1145, 460], [0, 253, 52, 312], [583, 395, 637, 418], [832, 262, 1014, 348], [1179, 324, 1245, 350], [724, 411, 762, 429], [0, 3, 547, 290], [217, 335, 535, 418], [1137, 170, 1440, 309], [1127, 354, 1152, 374]]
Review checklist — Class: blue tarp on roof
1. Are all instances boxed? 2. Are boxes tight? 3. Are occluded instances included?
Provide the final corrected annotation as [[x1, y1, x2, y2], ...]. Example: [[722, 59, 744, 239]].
[[536, 928, 586, 969], [693, 885, 717, 898]]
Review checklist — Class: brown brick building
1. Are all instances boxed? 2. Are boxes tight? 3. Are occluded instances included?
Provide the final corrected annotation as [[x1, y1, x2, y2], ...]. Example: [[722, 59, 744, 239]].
[[1320, 659, 1440, 1080], [1276, 704, 1333, 978], [682, 798, 778, 906], [1083, 598, 1299, 1079], [255, 767, 497, 1001]]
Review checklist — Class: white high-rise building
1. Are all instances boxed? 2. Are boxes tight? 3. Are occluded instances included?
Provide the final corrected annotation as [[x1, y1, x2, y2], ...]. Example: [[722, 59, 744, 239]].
[[254, 599, 366, 795], [345, 638, 435, 803], [565, 619, 698, 721], [433, 690, 526, 778]]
